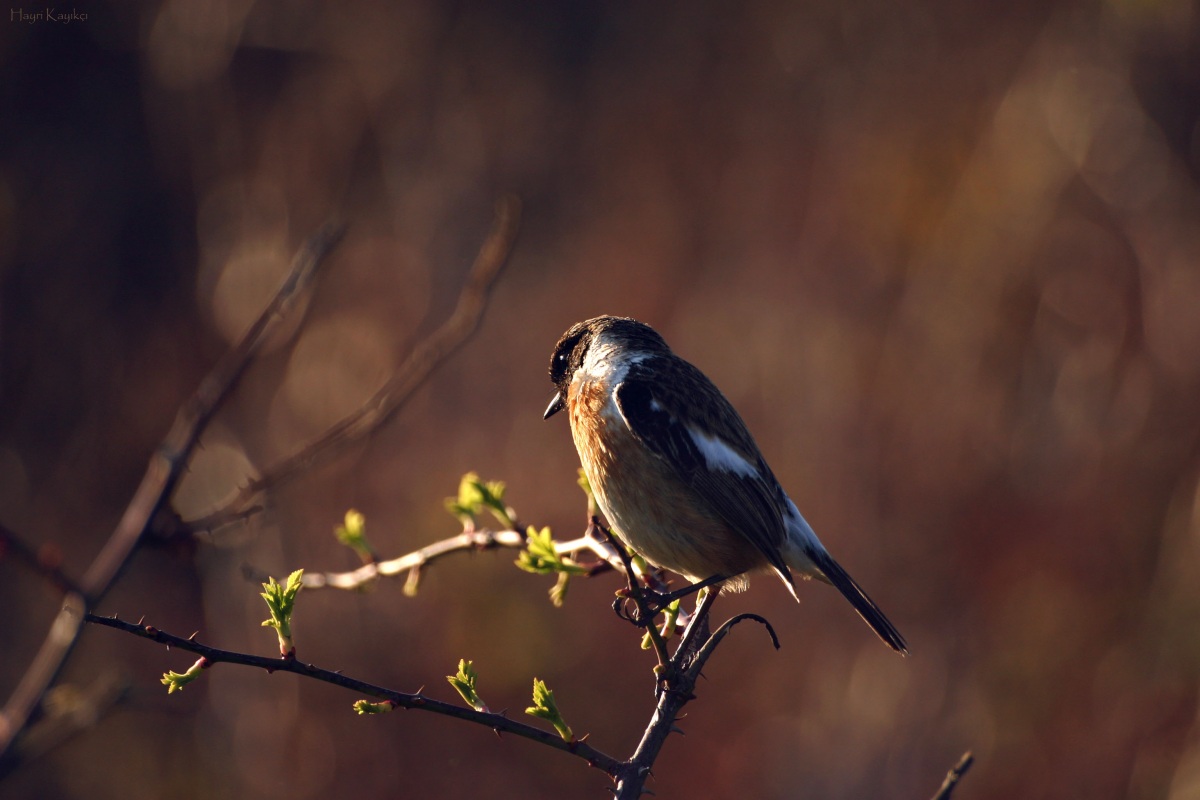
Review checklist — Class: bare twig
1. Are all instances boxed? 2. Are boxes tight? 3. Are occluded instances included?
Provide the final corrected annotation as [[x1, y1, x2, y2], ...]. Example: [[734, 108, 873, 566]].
[[931, 751, 975, 800], [89, 220, 344, 592], [84, 612, 622, 776], [186, 195, 522, 534], [0, 222, 345, 774], [692, 612, 781, 663]]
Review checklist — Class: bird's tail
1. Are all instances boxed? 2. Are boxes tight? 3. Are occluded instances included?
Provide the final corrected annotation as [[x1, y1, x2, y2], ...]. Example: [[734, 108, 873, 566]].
[[806, 549, 908, 655], [779, 500, 908, 654]]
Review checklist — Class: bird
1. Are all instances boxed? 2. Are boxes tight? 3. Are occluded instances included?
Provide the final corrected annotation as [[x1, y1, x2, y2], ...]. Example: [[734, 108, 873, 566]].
[[543, 315, 907, 654]]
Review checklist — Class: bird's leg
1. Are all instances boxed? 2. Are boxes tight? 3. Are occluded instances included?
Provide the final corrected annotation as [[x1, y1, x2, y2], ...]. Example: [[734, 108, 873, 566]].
[[587, 515, 642, 598], [614, 572, 725, 628], [591, 515, 664, 628], [588, 514, 725, 627], [645, 573, 725, 613]]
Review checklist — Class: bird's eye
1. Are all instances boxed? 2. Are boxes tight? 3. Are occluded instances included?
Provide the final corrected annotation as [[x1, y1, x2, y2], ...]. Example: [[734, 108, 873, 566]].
[[557, 354, 566, 363]]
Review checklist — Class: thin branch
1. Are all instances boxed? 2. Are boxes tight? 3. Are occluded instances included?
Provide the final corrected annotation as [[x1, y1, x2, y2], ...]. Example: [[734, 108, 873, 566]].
[[186, 195, 522, 534], [300, 528, 525, 589], [295, 525, 621, 592], [85, 509, 794, 799], [691, 612, 781, 665], [87, 220, 345, 594], [84, 612, 622, 776], [613, 598, 781, 800], [0, 222, 345, 773], [931, 751, 975, 800]]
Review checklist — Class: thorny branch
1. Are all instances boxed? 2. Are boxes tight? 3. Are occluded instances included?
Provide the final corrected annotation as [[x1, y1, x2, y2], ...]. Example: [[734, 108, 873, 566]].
[[83, 612, 623, 776], [86, 512, 977, 799], [613, 603, 779, 799], [84, 491, 974, 798], [0, 221, 346, 775], [0, 198, 520, 776], [82, 570, 782, 798], [288, 512, 780, 799], [186, 195, 522, 535]]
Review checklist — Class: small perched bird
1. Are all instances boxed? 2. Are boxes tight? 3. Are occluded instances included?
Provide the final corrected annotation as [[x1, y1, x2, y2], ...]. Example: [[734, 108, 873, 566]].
[[544, 315, 907, 654]]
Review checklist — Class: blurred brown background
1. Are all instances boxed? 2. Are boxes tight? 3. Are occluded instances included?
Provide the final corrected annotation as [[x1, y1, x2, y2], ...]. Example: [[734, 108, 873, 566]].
[[3, 1, 1200, 798]]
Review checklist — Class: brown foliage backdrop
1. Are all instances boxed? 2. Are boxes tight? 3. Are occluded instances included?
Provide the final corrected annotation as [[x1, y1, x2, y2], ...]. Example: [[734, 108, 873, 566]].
[[2, 1, 1200, 798]]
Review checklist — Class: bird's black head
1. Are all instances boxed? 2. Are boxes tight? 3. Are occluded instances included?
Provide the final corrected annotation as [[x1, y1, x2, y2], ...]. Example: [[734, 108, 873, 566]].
[[543, 316, 669, 419], [548, 320, 591, 393]]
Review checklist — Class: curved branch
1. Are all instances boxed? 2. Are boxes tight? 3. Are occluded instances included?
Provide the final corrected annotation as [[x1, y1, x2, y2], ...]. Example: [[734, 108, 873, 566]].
[[300, 528, 525, 590], [291, 525, 620, 592], [693, 613, 781, 662], [186, 195, 522, 533], [0, 221, 345, 773], [84, 613, 621, 776], [613, 600, 781, 799]]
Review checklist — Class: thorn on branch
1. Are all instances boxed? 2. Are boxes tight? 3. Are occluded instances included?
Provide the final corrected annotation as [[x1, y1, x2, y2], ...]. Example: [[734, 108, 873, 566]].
[[82, 607, 625, 778]]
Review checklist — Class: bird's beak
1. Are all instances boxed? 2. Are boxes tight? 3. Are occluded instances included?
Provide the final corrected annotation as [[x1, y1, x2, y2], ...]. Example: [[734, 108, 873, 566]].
[[543, 391, 565, 420]]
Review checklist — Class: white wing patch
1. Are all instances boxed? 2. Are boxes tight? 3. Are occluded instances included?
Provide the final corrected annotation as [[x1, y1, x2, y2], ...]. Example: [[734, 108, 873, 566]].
[[687, 427, 760, 478]]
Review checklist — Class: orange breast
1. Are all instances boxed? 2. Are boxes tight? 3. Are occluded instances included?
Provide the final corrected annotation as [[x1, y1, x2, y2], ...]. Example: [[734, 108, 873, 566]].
[[567, 376, 767, 589]]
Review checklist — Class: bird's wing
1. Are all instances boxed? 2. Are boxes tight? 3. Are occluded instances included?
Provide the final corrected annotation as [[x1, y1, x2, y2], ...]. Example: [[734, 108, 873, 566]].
[[614, 365, 791, 580]]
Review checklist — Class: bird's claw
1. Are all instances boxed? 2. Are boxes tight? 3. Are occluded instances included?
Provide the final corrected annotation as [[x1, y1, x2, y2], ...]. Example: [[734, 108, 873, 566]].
[[612, 586, 678, 628]]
